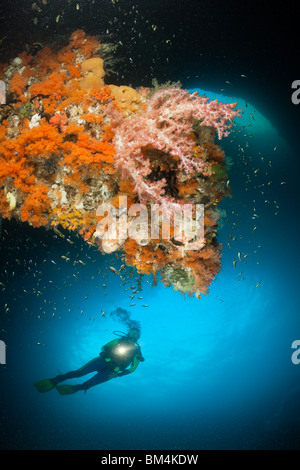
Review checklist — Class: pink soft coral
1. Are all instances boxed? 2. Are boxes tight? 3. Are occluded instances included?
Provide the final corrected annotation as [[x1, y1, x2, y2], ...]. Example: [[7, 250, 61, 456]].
[[111, 87, 241, 203]]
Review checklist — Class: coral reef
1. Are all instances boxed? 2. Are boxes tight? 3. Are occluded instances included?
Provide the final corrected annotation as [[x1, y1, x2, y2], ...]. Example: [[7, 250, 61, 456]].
[[0, 30, 241, 298]]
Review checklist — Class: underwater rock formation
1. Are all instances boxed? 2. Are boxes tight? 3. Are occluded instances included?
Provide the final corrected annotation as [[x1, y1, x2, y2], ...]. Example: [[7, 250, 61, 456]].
[[0, 30, 241, 298]]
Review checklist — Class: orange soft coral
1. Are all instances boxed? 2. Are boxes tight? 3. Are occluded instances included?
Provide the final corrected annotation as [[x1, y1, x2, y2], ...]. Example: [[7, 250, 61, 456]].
[[32, 46, 60, 78], [29, 71, 66, 99], [69, 29, 101, 59], [20, 184, 51, 227], [10, 72, 27, 98], [17, 120, 63, 157]]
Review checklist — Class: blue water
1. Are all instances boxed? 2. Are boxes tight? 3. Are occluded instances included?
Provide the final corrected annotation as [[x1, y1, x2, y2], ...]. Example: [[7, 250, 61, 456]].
[[0, 87, 299, 450]]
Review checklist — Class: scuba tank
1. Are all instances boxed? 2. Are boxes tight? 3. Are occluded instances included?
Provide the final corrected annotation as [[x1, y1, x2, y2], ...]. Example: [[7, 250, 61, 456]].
[[103, 331, 139, 370]]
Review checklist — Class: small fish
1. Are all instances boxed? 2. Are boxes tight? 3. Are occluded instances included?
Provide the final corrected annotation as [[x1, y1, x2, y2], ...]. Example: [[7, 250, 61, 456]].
[[233, 259, 237, 269], [256, 280, 262, 288], [142, 304, 149, 307], [250, 113, 255, 120], [78, 260, 86, 265], [109, 266, 119, 274], [238, 252, 242, 261], [51, 260, 56, 265], [54, 227, 65, 238]]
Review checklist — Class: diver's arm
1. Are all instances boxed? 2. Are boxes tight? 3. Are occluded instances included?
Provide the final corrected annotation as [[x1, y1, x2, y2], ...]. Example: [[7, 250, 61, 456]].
[[118, 355, 140, 377], [118, 351, 145, 377]]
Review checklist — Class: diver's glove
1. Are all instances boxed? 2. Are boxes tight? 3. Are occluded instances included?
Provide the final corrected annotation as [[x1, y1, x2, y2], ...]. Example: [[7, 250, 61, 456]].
[[137, 353, 145, 362]]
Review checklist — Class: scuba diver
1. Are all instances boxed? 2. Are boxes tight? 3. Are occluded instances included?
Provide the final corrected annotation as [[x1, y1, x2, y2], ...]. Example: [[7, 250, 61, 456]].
[[33, 328, 144, 395]]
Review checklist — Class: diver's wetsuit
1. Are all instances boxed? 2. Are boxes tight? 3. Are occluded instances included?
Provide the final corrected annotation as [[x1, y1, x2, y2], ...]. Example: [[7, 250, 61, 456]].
[[52, 337, 144, 392]]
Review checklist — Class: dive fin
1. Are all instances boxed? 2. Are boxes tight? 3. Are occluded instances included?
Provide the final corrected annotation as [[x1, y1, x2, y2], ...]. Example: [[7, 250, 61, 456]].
[[56, 384, 77, 395], [34, 378, 56, 393]]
